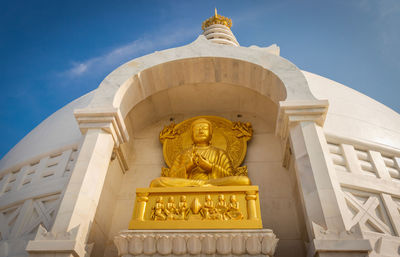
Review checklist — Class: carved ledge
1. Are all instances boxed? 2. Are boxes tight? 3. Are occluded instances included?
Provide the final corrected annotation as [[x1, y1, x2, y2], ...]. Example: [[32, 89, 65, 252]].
[[25, 224, 92, 257], [114, 229, 278, 257], [308, 239, 372, 256], [306, 223, 372, 256]]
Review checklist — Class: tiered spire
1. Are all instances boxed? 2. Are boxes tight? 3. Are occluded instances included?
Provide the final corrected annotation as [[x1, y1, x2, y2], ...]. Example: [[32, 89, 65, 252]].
[[202, 9, 239, 46]]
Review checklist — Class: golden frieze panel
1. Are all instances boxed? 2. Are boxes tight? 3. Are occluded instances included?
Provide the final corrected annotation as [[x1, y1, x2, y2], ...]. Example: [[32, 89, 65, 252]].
[[150, 193, 243, 221], [129, 186, 262, 230]]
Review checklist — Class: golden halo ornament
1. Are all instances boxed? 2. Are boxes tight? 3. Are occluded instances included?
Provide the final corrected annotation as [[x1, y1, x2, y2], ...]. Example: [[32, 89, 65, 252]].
[[159, 116, 252, 169]]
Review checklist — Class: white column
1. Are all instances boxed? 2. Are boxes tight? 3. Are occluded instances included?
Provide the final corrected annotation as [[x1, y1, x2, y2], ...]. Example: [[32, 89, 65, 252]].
[[277, 101, 371, 257], [26, 129, 113, 257], [290, 122, 372, 257], [290, 121, 347, 233], [26, 109, 129, 257]]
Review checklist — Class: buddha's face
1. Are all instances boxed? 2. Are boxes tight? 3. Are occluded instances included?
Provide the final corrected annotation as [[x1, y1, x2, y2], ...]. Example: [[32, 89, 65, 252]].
[[192, 122, 212, 145]]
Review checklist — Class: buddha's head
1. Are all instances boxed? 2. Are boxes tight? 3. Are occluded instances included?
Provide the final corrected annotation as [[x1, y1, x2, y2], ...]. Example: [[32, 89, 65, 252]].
[[191, 118, 212, 146]]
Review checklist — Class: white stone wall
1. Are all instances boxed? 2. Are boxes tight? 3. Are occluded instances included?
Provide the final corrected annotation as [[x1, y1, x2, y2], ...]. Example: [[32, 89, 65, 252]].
[[0, 146, 79, 257], [88, 157, 125, 257], [97, 110, 306, 257]]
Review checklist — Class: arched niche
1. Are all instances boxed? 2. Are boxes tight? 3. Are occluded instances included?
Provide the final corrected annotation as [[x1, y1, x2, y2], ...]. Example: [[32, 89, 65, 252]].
[[125, 81, 279, 137], [115, 57, 287, 121], [84, 41, 317, 256], [102, 78, 306, 257], [85, 36, 318, 125]]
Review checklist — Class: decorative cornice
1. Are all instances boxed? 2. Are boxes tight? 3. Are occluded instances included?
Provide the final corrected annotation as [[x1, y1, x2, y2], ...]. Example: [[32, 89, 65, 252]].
[[276, 100, 329, 141], [276, 100, 329, 168], [74, 108, 129, 172], [74, 108, 129, 147]]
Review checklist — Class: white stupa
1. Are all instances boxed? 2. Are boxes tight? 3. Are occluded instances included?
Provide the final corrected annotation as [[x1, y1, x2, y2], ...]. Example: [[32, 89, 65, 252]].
[[0, 10, 399, 257]]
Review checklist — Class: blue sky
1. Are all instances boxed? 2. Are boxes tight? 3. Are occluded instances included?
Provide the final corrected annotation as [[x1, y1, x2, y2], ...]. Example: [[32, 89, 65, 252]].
[[1, 0, 399, 158]]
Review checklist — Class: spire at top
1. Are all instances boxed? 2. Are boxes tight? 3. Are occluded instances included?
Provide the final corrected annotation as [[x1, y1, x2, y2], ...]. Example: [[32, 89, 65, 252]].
[[202, 8, 232, 30], [201, 9, 239, 47]]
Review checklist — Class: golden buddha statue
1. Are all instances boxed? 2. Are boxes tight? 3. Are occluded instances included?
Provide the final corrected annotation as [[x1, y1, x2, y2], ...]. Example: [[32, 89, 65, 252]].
[[150, 118, 251, 187], [129, 116, 263, 229]]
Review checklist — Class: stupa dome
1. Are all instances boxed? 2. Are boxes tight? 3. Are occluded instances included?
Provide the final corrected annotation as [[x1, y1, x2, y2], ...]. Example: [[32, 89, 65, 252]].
[[1, 14, 399, 257], [2, 68, 398, 173]]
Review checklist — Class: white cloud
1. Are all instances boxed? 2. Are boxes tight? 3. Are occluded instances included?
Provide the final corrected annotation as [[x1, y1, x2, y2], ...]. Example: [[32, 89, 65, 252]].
[[69, 63, 88, 75], [62, 25, 198, 78]]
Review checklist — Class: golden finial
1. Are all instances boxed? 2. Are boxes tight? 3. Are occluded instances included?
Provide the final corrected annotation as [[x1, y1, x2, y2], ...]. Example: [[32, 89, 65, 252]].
[[202, 9, 232, 31]]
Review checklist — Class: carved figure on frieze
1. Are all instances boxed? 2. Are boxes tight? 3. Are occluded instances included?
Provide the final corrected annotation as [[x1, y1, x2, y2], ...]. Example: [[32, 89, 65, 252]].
[[176, 195, 190, 220], [151, 197, 166, 221], [227, 195, 243, 220], [215, 194, 229, 220], [151, 116, 253, 187], [164, 196, 177, 220], [200, 194, 218, 220]]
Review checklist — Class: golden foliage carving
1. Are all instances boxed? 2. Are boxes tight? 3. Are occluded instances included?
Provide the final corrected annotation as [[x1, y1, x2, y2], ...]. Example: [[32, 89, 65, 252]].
[[159, 123, 181, 143], [232, 121, 253, 139]]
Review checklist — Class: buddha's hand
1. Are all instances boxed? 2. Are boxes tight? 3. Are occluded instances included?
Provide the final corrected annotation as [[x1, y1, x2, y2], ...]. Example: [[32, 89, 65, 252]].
[[193, 153, 213, 172], [186, 152, 196, 171]]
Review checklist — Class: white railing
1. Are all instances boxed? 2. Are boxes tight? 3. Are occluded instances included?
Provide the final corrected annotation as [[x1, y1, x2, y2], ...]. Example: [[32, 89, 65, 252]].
[[0, 146, 78, 245], [325, 133, 400, 242]]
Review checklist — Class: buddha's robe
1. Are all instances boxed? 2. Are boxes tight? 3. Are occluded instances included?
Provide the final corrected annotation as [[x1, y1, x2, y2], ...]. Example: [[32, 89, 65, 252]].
[[150, 146, 250, 187]]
